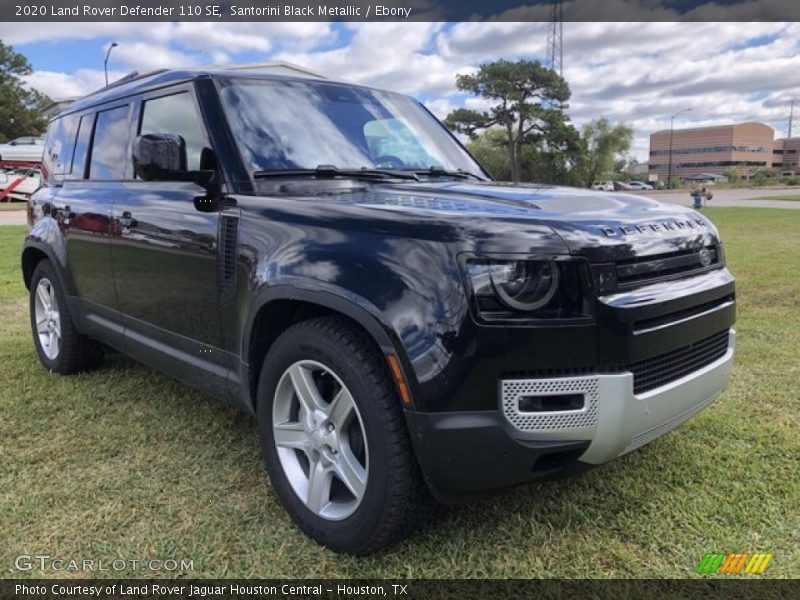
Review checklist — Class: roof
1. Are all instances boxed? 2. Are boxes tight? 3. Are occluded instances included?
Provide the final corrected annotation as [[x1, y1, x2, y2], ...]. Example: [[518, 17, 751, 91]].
[[203, 60, 326, 79], [651, 121, 774, 136], [58, 68, 354, 118]]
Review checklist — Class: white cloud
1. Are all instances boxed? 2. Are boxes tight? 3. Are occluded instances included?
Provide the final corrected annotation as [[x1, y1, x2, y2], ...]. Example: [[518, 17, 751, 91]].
[[13, 21, 800, 163], [25, 68, 121, 98]]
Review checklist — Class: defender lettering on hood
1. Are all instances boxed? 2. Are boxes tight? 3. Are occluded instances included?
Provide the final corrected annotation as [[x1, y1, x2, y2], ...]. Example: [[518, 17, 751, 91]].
[[598, 218, 709, 237]]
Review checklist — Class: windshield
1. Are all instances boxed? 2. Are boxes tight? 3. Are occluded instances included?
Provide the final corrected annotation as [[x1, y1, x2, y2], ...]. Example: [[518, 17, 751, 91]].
[[218, 78, 487, 179]]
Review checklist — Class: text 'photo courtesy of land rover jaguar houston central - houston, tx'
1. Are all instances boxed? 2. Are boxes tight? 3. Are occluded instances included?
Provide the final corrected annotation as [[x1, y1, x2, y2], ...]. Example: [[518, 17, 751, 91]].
[[22, 70, 735, 555]]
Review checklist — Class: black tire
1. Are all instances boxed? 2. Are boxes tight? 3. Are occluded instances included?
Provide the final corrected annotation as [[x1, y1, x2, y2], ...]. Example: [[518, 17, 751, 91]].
[[256, 316, 432, 554], [29, 260, 103, 374]]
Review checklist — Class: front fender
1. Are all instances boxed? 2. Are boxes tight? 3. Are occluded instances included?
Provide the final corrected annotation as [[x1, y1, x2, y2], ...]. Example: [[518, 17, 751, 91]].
[[242, 281, 421, 407]]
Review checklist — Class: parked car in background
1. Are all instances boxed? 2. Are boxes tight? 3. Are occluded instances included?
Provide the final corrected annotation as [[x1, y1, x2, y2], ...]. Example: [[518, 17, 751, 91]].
[[591, 180, 614, 191], [613, 181, 634, 191], [0, 136, 45, 162], [627, 181, 654, 191]]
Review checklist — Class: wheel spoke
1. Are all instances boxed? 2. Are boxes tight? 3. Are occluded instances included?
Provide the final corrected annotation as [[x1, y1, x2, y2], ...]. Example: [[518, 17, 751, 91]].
[[288, 364, 326, 413], [36, 284, 50, 311], [49, 286, 57, 311], [36, 318, 49, 334], [48, 330, 56, 352], [306, 460, 332, 514], [333, 447, 367, 501], [273, 422, 310, 451], [327, 388, 355, 429]]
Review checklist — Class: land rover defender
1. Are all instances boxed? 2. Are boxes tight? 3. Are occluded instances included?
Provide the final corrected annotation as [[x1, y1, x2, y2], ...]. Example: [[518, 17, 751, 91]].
[[22, 70, 735, 554]]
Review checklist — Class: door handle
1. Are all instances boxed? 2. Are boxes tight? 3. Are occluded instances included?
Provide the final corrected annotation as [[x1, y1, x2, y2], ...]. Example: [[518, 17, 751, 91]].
[[118, 211, 138, 228], [57, 205, 75, 223], [56, 204, 75, 219]]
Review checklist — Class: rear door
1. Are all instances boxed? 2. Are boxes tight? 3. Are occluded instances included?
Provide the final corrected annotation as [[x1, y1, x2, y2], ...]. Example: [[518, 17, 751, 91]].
[[42, 110, 123, 346]]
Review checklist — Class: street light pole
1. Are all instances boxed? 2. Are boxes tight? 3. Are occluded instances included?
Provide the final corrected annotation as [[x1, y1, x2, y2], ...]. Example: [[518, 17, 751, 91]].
[[104, 42, 118, 86], [667, 107, 692, 188]]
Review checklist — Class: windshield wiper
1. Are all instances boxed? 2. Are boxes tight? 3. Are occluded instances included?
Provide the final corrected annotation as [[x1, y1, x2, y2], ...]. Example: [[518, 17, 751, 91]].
[[414, 168, 486, 181], [253, 165, 419, 181]]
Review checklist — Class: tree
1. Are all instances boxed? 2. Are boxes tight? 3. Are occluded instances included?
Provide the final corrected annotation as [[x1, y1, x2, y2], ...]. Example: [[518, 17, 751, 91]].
[[723, 167, 741, 185], [466, 129, 511, 181], [467, 120, 583, 185], [445, 59, 571, 183], [0, 40, 51, 142], [576, 118, 633, 188]]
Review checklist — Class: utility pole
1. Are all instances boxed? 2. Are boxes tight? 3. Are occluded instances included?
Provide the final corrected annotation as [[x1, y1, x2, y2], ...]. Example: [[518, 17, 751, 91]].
[[667, 107, 692, 188], [546, 0, 563, 77]]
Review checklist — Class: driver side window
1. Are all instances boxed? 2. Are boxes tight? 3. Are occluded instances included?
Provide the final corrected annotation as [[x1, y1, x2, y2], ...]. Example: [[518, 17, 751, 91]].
[[139, 92, 208, 171]]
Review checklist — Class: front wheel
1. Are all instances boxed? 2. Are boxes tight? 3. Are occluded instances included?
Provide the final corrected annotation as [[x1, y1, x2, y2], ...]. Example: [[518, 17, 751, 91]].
[[256, 317, 431, 554]]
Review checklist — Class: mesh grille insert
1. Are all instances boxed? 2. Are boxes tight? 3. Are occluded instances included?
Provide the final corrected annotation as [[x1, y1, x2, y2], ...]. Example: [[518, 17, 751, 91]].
[[629, 330, 730, 394]]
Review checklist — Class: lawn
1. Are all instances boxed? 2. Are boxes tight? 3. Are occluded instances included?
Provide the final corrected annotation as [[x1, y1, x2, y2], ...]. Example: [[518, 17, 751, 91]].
[[756, 195, 800, 201], [1, 208, 798, 579]]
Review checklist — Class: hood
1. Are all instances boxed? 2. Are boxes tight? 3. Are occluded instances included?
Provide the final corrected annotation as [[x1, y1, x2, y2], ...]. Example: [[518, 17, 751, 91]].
[[363, 181, 719, 262]]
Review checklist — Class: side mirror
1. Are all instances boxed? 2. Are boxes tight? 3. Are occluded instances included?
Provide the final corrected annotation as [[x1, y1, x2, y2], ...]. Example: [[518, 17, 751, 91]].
[[132, 134, 218, 191], [132, 134, 187, 180]]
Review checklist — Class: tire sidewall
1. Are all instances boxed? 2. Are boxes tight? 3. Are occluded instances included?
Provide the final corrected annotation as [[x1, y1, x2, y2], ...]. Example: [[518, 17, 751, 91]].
[[256, 325, 395, 549]]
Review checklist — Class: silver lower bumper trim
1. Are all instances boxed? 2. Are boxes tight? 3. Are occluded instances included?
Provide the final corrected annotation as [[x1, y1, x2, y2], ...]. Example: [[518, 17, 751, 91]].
[[500, 329, 735, 465]]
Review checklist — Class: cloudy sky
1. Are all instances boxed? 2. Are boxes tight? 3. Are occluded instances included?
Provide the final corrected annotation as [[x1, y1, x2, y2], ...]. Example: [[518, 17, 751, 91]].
[[2, 21, 799, 160]]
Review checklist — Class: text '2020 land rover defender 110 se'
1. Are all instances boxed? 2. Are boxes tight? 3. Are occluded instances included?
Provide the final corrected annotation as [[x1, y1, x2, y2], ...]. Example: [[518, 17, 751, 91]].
[[23, 70, 735, 554]]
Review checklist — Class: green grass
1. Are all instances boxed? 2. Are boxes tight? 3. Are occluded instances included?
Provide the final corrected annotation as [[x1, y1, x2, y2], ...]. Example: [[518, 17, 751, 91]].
[[755, 195, 800, 201], [0, 202, 26, 211], [1, 208, 799, 579]]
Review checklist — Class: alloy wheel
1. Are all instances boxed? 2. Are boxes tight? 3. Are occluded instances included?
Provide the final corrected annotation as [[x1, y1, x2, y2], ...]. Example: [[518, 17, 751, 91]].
[[34, 277, 61, 360], [272, 360, 368, 521]]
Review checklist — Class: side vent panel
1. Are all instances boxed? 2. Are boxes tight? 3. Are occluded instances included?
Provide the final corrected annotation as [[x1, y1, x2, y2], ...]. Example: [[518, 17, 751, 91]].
[[219, 214, 239, 300]]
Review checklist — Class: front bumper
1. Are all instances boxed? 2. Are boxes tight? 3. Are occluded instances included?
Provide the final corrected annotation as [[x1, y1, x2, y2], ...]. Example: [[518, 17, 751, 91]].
[[406, 329, 734, 501]]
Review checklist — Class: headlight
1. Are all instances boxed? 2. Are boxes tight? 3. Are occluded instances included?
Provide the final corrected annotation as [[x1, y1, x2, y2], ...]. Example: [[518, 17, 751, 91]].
[[465, 258, 590, 321], [488, 260, 559, 311]]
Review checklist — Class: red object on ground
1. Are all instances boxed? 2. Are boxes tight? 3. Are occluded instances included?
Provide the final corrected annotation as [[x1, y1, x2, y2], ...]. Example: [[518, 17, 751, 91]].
[[0, 160, 41, 202]]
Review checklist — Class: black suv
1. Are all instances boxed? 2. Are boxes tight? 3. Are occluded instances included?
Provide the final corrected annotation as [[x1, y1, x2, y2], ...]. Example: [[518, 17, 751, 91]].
[[23, 70, 735, 554]]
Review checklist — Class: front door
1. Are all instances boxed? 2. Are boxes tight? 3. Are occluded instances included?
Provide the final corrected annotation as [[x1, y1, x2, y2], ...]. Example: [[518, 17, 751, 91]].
[[106, 87, 231, 397]]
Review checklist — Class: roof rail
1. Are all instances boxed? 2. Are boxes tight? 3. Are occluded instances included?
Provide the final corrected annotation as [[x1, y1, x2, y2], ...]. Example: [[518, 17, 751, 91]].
[[95, 69, 169, 94]]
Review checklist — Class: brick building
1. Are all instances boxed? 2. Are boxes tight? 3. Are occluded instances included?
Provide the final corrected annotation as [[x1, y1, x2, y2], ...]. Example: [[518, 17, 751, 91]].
[[649, 122, 777, 181], [772, 137, 800, 174]]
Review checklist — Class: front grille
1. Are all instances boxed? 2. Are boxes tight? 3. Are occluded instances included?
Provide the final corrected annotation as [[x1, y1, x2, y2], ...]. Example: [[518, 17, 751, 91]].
[[501, 329, 731, 396], [629, 330, 730, 394], [615, 245, 719, 285]]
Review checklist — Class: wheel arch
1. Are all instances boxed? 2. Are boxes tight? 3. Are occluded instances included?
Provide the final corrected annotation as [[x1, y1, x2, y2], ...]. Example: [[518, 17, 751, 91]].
[[243, 286, 415, 413], [21, 241, 63, 291]]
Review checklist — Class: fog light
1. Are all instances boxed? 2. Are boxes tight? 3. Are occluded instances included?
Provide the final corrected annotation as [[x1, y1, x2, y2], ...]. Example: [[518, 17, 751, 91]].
[[519, 393, 584, 413]]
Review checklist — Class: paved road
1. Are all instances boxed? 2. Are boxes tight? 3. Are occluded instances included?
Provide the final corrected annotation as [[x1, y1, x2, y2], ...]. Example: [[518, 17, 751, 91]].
[[632, 187, 800, 209], [1, 187, 798, 227], [0, 209, 26, 225]]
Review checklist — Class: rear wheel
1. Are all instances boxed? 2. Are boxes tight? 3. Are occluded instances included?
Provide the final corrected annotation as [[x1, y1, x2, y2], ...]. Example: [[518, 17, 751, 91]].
[[256, 316, 431, 554], [29, 260, 103, 374]]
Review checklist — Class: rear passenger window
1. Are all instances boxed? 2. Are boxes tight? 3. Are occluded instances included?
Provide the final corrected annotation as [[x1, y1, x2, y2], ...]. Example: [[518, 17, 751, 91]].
[[69, 114, 94, 179], [139, 93, 207, 171], [42, 114, 80, 178], [89, 105, 130, 180]]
